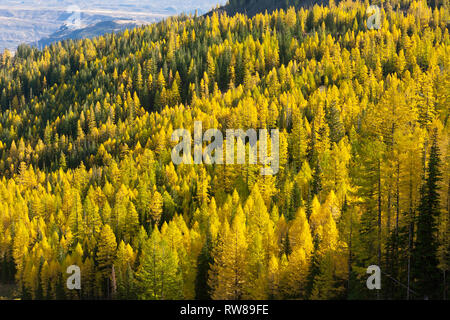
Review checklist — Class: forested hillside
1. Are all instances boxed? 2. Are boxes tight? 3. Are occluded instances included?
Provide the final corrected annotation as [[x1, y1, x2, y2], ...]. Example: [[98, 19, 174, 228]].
[[214, 0, 447, 17], [0, 0, 449, 300], [215, 0, 329, 17]]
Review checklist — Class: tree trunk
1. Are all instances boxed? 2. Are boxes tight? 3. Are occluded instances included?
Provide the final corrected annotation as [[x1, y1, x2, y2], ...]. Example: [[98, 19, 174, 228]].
[[348, 208, 352, 299], [377, 159, 382, 300], [407, 221, 413, 300]]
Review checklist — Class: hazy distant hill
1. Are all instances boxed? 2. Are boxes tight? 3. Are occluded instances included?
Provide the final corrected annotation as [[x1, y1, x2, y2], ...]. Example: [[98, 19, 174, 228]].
[[0, 0, 227, 52], [37, 20, 147, 49]]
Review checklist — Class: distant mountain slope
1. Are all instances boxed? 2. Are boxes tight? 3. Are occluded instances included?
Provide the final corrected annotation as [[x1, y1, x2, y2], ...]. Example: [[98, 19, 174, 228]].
[[37, 20, 147, 49], [0, 0, 228, 52], [211, 0, 329, 17]]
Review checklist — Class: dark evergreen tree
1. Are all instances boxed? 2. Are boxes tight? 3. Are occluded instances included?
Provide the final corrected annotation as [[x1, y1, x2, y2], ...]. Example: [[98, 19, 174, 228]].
[[311, 162, 323, 200], [195, 233, 213, 300], [412, 131, 442, 299], [326, 106, 345, 144]]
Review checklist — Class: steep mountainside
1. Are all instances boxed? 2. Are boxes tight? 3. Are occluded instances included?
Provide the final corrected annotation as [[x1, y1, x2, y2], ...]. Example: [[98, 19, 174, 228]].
[[0, 1, 448, 301], [211, 0, 329, 17], [211, 0, 446, 17]]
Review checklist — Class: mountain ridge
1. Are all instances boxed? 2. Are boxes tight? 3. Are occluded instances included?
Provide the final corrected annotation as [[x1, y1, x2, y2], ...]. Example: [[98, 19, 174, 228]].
[[208, 0, 330, 17], [36, 19, 149, 49]]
